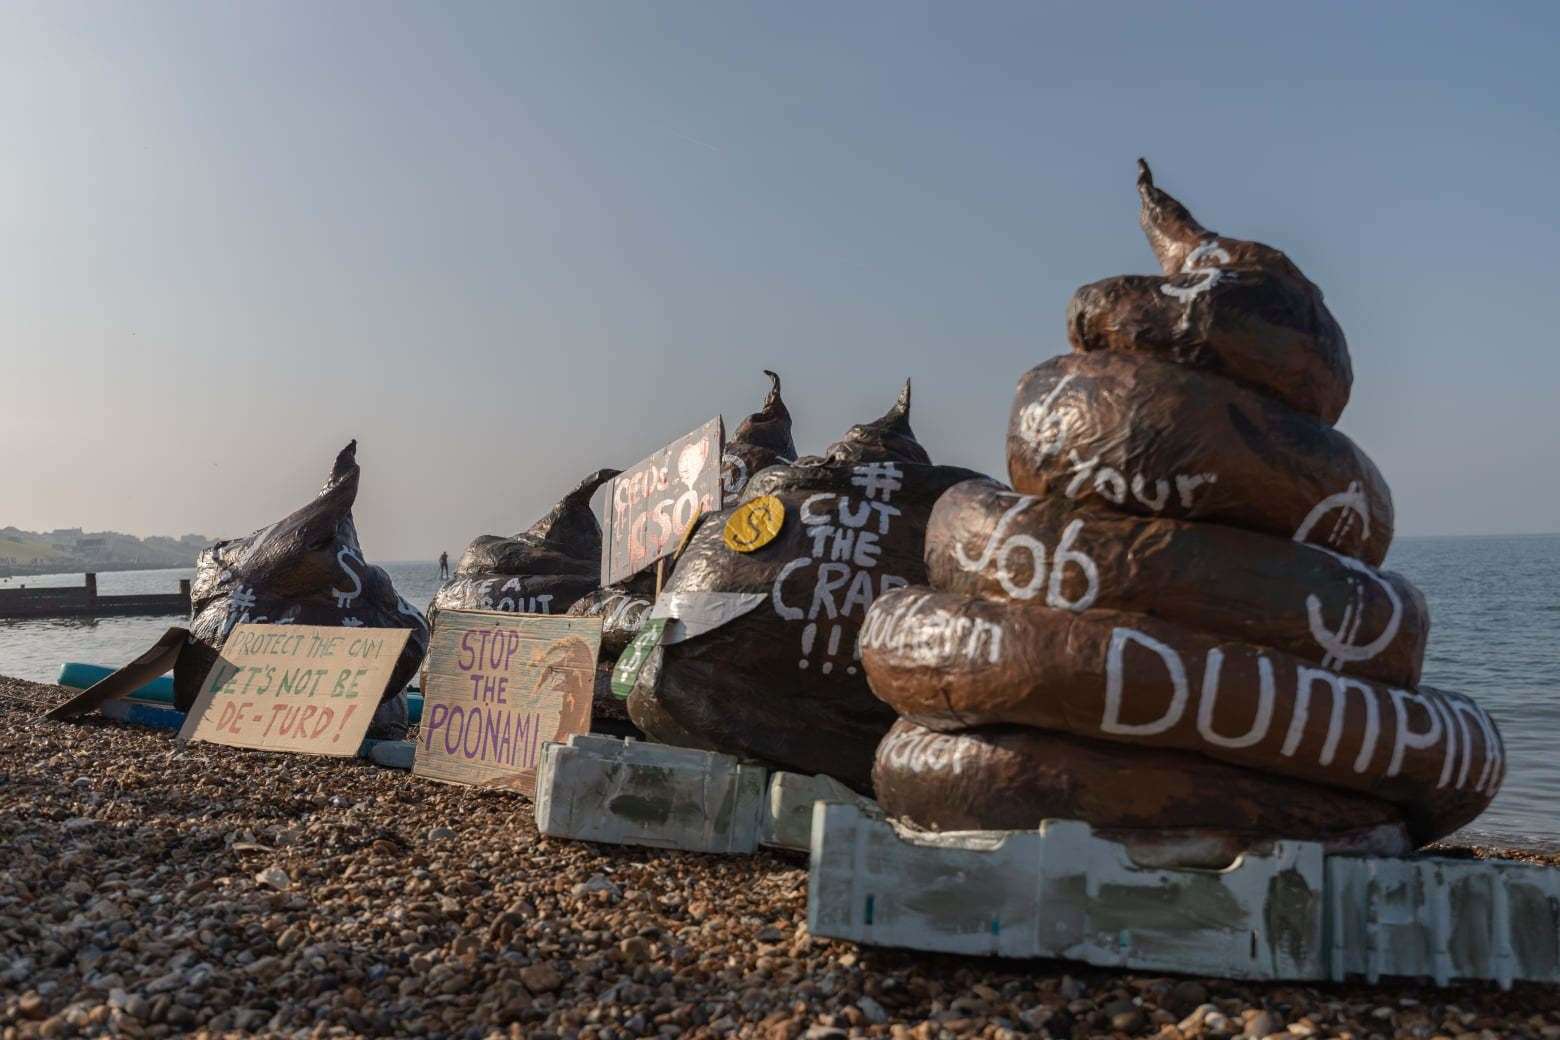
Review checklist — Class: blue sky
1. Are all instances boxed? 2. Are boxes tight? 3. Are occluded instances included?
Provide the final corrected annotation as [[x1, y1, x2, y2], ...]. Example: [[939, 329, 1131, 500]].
[[3, 2, 1557, 559]]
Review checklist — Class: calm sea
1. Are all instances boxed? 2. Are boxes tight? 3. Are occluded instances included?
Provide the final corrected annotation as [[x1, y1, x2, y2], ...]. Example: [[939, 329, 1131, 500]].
[[2, 538, 1557, 850]]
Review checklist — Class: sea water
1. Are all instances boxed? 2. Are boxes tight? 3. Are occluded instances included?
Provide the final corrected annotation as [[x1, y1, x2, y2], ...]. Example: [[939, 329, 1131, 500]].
[[1, 537, 1556, 850]]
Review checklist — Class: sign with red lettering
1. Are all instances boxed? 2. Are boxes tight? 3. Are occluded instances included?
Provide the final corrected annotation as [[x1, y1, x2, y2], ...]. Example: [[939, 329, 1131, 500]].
[[413, 609, 601, 794], [178, 624, 411, 755], [600, 417, 723, 585]]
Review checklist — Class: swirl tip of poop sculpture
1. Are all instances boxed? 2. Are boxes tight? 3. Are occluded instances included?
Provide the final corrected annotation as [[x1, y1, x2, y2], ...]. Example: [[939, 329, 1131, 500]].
[[731, 369, 797, 461], [862, 162, 1503, 862], [824, 378, 929, 466]]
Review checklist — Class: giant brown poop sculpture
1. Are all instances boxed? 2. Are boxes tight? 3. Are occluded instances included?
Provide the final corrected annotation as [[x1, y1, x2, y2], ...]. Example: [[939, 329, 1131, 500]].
[[431, 467, 619, 620], [861, 163, 1505, 855], [176, 441, 430, 738], [627, 381, 987, 791]]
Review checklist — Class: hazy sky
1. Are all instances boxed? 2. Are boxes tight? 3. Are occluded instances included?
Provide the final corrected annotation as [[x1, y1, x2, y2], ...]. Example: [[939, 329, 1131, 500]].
[[4, 2, 1558, 561]]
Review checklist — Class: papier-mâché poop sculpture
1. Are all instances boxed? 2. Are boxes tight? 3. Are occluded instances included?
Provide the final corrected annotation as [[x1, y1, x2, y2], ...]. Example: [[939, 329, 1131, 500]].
[[627, 381, 987, 791], [176, 441, 430, 738], [861, 163, 1505, 858], [721, 370, 798, 505], [571, 372, 803, 735], [431, 467, 619, 620], [430, 467, 624, 728]]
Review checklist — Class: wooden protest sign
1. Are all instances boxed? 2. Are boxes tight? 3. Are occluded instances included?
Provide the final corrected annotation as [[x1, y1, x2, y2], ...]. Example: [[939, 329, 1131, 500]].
[[178, 624, 411, 755], [414, 609, 601, 795], [600, 417, 723, 585]]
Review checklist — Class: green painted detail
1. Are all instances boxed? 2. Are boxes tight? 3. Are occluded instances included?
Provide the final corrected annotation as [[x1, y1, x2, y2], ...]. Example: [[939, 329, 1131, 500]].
[[611, 619, 667, 699]]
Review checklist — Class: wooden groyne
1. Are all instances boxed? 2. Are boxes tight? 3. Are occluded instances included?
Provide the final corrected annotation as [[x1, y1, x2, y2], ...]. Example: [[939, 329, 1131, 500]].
[[0, 573, 190, 619]]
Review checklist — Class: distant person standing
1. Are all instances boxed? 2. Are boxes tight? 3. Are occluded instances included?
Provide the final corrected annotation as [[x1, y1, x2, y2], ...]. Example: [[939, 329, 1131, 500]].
[[438, 551, 449, 580]]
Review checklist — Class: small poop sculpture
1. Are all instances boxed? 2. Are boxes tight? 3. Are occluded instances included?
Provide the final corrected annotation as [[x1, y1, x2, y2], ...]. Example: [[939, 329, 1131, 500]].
[[861, 163, 1504, 858], [430, 467, 620, 621]]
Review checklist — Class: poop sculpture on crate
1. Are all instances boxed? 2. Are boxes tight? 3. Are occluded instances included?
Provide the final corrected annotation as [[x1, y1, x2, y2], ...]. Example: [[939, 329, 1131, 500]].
[[860, 162, 1505, 861], [177, 441, 429, 739], [627, 381, 986, 791], [569, 371, 800, 718]]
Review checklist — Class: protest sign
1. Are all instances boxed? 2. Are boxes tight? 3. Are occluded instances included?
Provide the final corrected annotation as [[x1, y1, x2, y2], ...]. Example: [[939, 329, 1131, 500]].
[[178, 624, 411, 755], [414, 609, 601, 795], [600, 417, 723, 585]]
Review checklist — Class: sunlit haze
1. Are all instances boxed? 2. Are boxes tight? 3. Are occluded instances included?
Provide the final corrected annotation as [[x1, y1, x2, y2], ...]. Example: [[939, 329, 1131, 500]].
[[5, 2, 1558, 560]]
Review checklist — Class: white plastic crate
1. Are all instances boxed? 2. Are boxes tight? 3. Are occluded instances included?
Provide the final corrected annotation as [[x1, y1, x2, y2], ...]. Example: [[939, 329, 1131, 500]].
[[534, 735, 879, 855], [1327, 853, 1560, 987], [807, 802, 1326, 979], [808, 803, 1560, 988]]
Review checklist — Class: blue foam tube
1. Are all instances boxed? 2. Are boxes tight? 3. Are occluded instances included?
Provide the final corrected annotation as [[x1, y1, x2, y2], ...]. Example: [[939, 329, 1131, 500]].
[[58, 662, 175, 703]]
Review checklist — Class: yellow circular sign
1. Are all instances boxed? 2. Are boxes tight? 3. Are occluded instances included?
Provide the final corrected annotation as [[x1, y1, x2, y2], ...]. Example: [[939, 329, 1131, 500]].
[[723, 495, 785, 553]]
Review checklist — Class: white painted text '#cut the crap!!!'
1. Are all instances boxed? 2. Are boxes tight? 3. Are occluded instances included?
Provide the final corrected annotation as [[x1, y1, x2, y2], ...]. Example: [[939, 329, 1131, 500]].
[[769, 462, 909, 675]]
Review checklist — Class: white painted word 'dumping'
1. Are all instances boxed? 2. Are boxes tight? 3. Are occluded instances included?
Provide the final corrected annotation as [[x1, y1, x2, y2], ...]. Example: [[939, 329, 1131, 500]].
[[1101, 627, 1502, 796]]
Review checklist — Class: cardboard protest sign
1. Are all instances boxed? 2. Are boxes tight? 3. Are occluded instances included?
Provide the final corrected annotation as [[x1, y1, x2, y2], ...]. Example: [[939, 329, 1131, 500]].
[[414, 609, 601, 794], [178, 624, 411, 755], [600, 417, 723, 585]]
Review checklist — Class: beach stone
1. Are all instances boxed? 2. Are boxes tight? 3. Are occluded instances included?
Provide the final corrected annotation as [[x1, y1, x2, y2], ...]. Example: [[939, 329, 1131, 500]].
[[519, 964, 562, 994], [1246, 1010, 1281, 1037], [1171, 981, 1209, 1015], [1112, 1008, 1147, 1033], [856, 997, 888, 1024], [253, 867, 290, 890]]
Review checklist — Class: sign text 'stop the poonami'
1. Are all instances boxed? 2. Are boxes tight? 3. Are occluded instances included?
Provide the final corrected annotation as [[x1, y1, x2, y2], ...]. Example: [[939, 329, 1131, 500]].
[[414, 609, 600, 794], [601, 417, 723, 585]]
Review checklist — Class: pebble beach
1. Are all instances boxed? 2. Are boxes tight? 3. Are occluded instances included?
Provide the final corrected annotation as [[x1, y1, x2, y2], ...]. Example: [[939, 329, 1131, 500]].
[[3, 674, 1559, 1040]]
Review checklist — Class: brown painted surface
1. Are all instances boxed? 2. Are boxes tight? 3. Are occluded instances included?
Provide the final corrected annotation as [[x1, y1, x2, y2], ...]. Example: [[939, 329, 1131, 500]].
[[1005, 351, 1393, 565], [925, 478, 1427, 687], [873, 718, 1403, 840], [860, 587, 1502, 843], [1065, 160, 1351, 424]]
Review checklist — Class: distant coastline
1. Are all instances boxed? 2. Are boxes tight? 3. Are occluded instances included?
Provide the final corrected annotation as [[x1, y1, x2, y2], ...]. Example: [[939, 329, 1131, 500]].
[[0, 526, 211, 580]]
